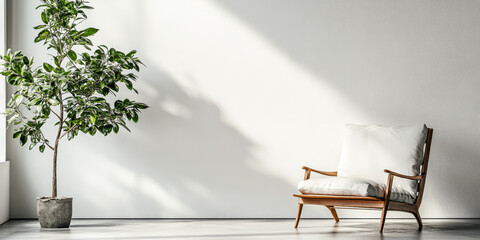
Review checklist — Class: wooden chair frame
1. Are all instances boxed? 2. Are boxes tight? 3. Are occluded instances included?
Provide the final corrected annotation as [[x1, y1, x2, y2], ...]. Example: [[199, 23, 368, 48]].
[[293, 128, 433, 232]]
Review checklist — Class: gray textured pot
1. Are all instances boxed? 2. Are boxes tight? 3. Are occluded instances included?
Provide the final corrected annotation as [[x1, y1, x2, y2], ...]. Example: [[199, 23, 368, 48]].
[[37, 197, 73, 228]]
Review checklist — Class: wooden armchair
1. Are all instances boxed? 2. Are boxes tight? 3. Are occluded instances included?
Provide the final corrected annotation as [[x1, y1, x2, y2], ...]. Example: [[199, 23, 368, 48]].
[[293, 125, 433, 232]]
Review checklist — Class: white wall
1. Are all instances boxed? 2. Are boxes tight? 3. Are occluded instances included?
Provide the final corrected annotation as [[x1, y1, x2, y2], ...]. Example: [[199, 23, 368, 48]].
[[7, 0, 480, 218]]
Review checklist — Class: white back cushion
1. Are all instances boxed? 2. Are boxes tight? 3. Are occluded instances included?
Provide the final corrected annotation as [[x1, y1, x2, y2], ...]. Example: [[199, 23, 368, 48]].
[[337, 124, 427, 197]]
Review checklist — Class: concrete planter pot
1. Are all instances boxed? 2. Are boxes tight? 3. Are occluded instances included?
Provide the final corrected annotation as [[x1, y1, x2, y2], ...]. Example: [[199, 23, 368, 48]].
[[37, 197, 73, 228]]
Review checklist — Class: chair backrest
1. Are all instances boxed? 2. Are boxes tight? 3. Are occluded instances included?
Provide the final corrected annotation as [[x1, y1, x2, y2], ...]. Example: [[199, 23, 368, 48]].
[[415, 128, 433, 206], [337, 124, 429, 199]]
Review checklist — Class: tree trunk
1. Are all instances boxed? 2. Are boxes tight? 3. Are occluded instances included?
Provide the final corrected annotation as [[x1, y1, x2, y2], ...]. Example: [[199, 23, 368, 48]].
[[52, 145, 58, 198], [52, 89, 64, 198], [52, 123, 62, 198]]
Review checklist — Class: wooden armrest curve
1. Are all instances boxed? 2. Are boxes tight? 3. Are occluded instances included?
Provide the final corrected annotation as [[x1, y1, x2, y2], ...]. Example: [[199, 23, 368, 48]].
[[302, 166, 337, 176], [384, 169, 423, 180]]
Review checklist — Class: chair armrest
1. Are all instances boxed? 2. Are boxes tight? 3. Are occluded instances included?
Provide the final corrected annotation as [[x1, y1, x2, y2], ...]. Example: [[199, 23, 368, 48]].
[[383, 169, 423, 204], [302, 166, 337, 180], [384, 169, 424, 180]]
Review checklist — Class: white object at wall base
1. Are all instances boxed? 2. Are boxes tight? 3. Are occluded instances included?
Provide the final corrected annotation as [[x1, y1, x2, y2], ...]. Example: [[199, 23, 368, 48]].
[[0, 161, 9, 225]]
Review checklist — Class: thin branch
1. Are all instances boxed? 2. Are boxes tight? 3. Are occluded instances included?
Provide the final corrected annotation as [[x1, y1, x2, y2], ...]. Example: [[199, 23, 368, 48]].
[[38, 129, 54, 151], [59, 124, 80, 139], [51, 109, 61, 120]]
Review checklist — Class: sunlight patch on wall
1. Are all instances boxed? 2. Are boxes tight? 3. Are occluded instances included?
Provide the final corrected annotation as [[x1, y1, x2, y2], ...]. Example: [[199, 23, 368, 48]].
[[87, 0, 371, 184], [139, 176, 194, 215], [75, 153, 194, 217], [159, 98, 193, 118], [79, 155, 137, 216]]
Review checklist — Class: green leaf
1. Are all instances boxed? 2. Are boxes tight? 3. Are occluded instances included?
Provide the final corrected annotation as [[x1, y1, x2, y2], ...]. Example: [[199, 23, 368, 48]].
[[135, 103, 149, 109], [29, 142, 37, 150], [89, 115, 97, 124], [22, 56, 30, 65], [75, 109, 84, 118], [91, 97, 105, 103], [13, 131, 22, 139], [15, 95, 24, 106], [41, 11, 48, 24], [35, 4, 48, 10], [126, 50, 137, 58], [29, 98, 42, 106], [25, 72, 34, 82], [113, 123, 119, 134], [7, 75, 15, 85], [42, 106, 51, 116], [39, 144, 45, 153], [33, 25, 46, 30], [132, 112, 138, 123], [125, 80, 133, 90], [34, 35, 46, 43], [67, 131, 74, 140], [48, 99, 60, 106], [0, 71, 12, 76], [21, 65, 26, 76], [7, 116, 17, 127], [81, 28, 99, 37], [43, 62, 53, 72], [20, 135, 27, 146], [34, 29, 49, 43], [67, 50, 77, 61], [54, 56, 60, 67]]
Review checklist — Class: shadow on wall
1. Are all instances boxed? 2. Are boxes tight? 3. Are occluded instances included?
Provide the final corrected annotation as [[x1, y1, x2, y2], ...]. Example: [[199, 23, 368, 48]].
[[213, 0, 480, 217], [7, 0, 300, 218], [9, 58, 297, 218], [61, 63, 296, 218]]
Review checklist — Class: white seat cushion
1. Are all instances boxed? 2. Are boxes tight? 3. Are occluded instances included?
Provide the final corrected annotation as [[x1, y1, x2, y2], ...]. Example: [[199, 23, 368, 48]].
[[298, 177, 416, 204], [337, 124, 427, 200]]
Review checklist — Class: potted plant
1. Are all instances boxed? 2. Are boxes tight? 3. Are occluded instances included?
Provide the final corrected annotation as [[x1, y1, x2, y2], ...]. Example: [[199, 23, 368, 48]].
[[1, 0, 148, 228]]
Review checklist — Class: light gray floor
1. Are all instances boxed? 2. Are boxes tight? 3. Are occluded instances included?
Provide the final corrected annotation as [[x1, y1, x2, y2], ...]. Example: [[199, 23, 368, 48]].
[[1, 219, 479, 239]]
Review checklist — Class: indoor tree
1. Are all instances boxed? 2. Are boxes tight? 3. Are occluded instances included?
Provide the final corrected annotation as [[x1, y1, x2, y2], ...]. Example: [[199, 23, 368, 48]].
[[1, 0, 148, 199]]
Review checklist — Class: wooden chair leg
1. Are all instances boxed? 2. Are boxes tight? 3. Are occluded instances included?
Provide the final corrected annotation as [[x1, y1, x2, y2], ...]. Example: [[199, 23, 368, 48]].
[[326, 206, 339, 223], [412, 210, 423, 230], [380, 174, 393, 233], [294, 204, 303, 228], [379, 206, 388, 233]]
